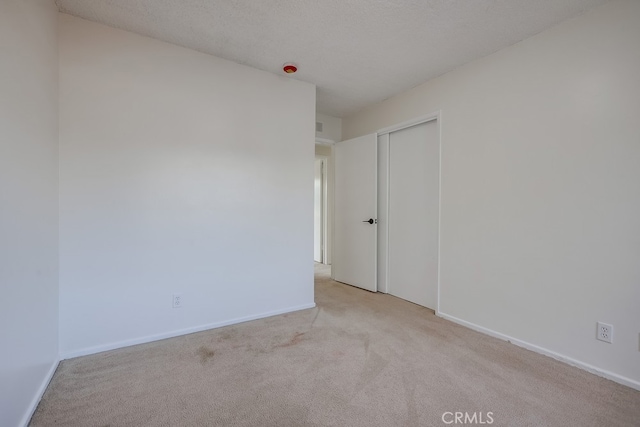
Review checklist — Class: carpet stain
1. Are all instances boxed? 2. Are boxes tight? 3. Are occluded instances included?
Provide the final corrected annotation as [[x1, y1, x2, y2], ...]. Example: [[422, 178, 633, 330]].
[[363, 334, 370, 354], [196, 346, 215, 364], [217, 331, 234, 341], [310, 308, 320, 328], [277, 332, 306, 348], [352, 350, 388, 396]]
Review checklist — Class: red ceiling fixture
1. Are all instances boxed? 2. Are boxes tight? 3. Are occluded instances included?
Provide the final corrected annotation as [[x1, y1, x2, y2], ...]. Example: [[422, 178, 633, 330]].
[[282, 63, 298, 74]]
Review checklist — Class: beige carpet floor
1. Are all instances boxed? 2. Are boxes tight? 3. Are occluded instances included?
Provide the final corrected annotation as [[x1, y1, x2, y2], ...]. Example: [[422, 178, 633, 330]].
[[31, 264, 639, 426]]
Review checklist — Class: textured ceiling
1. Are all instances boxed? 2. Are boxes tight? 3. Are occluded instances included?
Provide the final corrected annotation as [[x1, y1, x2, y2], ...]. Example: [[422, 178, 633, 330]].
[[55, 0, 608, 118]]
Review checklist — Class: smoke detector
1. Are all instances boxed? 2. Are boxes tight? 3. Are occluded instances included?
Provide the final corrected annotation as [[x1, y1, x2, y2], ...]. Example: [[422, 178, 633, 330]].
[[282, 63, 298, 74]]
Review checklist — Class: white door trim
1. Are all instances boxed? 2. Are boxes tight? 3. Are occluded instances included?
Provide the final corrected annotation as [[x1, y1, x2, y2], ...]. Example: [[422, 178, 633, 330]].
[[377, 133, 390, 294], [376, 110, 442, 314], [376, 112, 440, 136], [315, 155, 329, 264], [315, 137, 335, 145]]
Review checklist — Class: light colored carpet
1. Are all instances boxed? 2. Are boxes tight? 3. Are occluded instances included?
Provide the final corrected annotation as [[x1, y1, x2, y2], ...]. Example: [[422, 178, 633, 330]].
[[31, 264, 639, 426]]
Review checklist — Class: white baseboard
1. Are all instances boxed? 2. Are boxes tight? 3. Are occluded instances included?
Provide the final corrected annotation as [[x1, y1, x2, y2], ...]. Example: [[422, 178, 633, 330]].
[[60, 303, 316, 360], [20, 358, 59, 427], [436, 311, 640, 392]]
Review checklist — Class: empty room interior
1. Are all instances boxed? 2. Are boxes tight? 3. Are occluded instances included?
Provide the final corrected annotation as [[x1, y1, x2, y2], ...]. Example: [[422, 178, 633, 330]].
[[2, 0, 640, 426]]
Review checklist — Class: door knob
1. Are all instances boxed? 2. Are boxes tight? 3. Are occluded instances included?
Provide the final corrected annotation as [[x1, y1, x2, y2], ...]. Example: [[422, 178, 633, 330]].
[[362, 218, 376, 224]]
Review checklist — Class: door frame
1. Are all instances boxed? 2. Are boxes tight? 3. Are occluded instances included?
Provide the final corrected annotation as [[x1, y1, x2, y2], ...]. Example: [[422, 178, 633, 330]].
[[314, 155, 329, 264], [376, 111, 442, 314]]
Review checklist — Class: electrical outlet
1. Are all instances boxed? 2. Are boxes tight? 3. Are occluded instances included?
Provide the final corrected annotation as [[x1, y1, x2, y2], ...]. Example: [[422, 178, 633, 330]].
[[172, 293, 182, 309], [596, 322, 613, 343]]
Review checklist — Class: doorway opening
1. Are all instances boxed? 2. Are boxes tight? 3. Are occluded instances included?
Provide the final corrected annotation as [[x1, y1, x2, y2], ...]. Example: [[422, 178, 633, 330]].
[[314, 157, 325, 263], [314, 149, 330, 267]]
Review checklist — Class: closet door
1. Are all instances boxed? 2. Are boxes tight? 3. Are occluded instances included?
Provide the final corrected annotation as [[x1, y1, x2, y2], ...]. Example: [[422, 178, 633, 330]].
[[388, 120, 439, 309]]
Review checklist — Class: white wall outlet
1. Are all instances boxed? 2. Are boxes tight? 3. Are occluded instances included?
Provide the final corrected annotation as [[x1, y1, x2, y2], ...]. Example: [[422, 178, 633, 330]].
[[172, 293, 183, 308], [596, 322, 613, 343]]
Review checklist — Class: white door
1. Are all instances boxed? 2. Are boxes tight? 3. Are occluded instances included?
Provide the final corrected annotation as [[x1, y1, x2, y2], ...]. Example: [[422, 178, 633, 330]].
[[388, 120, 439, 309], [313, 158, 324, 263], [333, 134, 377, 292]]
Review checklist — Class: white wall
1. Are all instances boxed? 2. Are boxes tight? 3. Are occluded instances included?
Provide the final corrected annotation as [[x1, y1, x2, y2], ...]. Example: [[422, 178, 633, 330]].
[[316, 113, 342, 143], [344, 0, 640, 388], [315, 144, 331, 157], [59, 14, 316, 357], [0, 1, 60, 425]]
